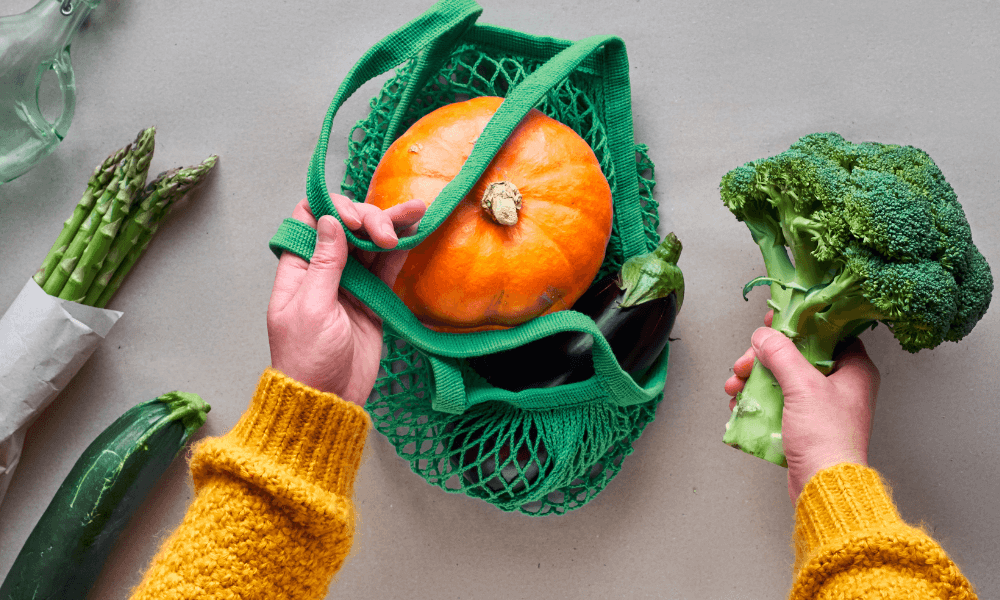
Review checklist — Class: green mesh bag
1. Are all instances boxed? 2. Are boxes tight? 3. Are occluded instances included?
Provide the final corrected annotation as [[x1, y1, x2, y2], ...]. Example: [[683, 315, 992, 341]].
[[269, 0, 670, 516]]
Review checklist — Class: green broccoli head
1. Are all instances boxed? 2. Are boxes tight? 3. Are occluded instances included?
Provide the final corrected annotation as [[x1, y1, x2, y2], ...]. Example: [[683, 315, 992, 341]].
[[844, 246, 960, 352], [721, 132, 992, 355], [722, 132, 993, 467]]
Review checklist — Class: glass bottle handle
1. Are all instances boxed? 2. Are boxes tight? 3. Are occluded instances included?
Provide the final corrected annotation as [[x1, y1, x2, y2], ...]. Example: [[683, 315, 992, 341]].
[[47, 47, 76, 139]]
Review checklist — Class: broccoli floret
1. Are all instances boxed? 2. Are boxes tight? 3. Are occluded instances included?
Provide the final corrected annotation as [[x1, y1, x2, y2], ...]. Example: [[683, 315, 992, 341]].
[[721, 132, 993, 466]]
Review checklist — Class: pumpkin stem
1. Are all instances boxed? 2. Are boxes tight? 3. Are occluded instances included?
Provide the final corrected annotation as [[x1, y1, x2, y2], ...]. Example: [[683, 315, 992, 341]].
[[481, 181, 522, 226]]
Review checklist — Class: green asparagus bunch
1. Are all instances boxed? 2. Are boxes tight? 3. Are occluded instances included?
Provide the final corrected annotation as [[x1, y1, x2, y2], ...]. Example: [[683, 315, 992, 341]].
[[33, 127, 217, 308]]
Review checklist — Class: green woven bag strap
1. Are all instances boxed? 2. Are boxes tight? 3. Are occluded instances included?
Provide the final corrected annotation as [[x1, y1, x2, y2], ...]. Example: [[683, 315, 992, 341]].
[[333, 259, 668, 414], [270, 12, 646, 258], [269, 0, 482, 259]]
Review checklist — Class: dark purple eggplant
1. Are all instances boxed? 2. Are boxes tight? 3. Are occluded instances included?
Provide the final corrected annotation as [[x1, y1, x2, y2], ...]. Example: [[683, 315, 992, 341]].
[[445, 419, 550, 496], [467, 233, 685, 392], [447, 234, 683, 494]]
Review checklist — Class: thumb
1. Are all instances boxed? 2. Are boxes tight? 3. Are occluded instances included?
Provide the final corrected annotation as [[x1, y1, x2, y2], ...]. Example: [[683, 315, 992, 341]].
[[829, 338, 881, 408], [751, 327, 821, 395], [300, 215, 348, 304]]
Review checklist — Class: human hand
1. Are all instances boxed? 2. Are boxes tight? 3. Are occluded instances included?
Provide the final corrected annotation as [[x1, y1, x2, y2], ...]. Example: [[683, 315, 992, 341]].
[[725, 312, 881, 502], [267, 194, 426, 406]]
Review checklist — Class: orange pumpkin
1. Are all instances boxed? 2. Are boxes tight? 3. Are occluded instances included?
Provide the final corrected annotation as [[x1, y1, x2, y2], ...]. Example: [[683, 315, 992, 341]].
[[365, 96, 613, 333]]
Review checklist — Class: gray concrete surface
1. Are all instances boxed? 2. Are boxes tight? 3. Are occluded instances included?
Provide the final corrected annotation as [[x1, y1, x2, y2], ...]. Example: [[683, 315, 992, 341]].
[[1, 0, 997, 598]]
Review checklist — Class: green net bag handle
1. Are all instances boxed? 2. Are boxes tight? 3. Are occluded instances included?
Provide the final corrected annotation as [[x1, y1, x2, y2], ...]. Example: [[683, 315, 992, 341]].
[[316, 260, 671, 414], [269, 0, 664, 412], [272, 8, 647, 255]]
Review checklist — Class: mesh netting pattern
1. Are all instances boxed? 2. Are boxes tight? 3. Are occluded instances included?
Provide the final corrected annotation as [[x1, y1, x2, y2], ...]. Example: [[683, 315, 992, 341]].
[[347, 41, 663, 515]]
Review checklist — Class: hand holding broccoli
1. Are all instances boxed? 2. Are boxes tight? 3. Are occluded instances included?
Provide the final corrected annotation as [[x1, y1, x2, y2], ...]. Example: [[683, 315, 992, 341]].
[[722, 133, 992, 466], [727, 312, 880, 502]]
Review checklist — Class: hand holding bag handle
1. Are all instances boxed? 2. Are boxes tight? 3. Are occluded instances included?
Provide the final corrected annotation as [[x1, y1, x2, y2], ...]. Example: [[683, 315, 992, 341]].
[[269, 2, 666, 413], [272, 0, 647, 259], [271, 0, 483, 257]]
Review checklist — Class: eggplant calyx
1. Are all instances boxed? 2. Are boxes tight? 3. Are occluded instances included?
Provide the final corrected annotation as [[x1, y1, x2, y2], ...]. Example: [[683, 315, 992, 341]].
[[619, 232, 685, 309], [481, 181, 522, 226]]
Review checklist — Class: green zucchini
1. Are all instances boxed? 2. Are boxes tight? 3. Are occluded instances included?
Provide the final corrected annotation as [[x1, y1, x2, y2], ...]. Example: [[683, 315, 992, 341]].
[[0, 391, 210, 599]]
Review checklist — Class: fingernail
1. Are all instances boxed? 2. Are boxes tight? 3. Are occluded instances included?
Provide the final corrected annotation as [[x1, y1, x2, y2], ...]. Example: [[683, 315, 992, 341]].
[[347, 204, 362, 227], [318, 215, 335, 239], [751, 327, 774, 350], [382, 223, 397, 241]]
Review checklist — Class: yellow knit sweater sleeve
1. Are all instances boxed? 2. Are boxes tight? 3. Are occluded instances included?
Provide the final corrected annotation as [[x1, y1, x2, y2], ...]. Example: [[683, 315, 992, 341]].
[[790, 463, 977, 600], [128, 367, 370, 600]]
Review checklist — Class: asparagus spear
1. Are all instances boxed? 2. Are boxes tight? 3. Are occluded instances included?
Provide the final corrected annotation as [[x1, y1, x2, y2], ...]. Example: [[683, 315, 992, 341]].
[[85, 155, 217, 306], [42, 163, 126, 296], [91, 167, 182, 292], [60, 127, 156, 302], [33, 143, 131, 287], [92, 235, 151, 310], [41, 128, 149, 296]]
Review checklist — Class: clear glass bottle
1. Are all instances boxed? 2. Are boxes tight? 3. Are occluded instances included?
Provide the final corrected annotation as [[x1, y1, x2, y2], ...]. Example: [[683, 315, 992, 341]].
[[0, 0, 102, 185]]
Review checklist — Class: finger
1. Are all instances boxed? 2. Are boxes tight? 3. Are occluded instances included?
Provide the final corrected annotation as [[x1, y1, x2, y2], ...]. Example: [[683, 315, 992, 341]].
[[729, 396, 738, 412], [330, 193, 363, 229], [354, 249, 377, 272], [733, 347, 755, 379], [830, 338, 881, 408], [269, 199, 317, 311], [292, 197, 317, 227], [764, 310, 774, 327], [370, 218, 422, 287], [354, 203, 399, 247], [750, 327, 820, 395], [354, 199, 427, 266], [299, 215, 348, 307], [384, 199, 428, 232], [270, 251, 309, 313], [725, 374, 746, 398]]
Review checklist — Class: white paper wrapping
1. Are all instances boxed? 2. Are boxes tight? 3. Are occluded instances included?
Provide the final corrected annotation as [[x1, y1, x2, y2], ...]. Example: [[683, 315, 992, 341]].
[[0, 278, 123, 509]]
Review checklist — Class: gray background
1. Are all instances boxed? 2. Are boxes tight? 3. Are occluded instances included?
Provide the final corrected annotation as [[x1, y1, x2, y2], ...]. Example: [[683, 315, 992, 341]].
[[1, 0, 997, 598]]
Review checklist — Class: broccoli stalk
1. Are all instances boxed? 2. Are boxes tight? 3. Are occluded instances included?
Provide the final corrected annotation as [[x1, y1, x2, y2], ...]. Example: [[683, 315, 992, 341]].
[[721, 133, 993, 467]]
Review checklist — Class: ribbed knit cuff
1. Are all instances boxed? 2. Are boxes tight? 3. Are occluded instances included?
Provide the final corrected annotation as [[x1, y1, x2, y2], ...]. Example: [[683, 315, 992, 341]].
[[221, 367, 371, 497], [794, 463, 902, 553]]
